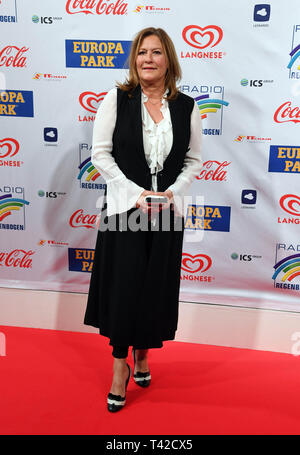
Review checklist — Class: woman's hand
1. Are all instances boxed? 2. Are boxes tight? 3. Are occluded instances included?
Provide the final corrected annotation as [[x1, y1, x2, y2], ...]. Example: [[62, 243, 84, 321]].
[[136, 190, 174, 215]]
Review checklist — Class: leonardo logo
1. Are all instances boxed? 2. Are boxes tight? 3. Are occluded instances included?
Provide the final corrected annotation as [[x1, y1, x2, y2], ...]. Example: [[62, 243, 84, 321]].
[[65, 40, 131, 69], [181, 25, 225, 60], [185, 205, 231, 232], [181, 253, 214, 283]]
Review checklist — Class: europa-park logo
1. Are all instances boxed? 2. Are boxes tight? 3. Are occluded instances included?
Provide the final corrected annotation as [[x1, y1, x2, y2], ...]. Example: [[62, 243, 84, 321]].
[[277, 194, 300, 225], [0, 138, 23, 167], [65, 0, 128, 15], [181, 25, 226, 60], [78, 91, 107, 121], [0, 45, 29, 68], [181, 253, 215, 283], [0, 249, 35, 269]]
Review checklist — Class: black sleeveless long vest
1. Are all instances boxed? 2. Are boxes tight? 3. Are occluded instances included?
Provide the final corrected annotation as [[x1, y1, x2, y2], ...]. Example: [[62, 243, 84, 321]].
[[84, 86, 195, 349]]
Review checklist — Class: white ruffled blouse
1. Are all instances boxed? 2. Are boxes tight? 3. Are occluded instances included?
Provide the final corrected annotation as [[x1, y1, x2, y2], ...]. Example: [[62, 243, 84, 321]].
[[91, 87, 203, 217]]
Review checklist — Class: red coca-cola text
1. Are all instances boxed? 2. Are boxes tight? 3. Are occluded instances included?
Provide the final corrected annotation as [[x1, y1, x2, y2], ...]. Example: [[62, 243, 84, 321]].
[[65, 0, 127, 15], [0, 249, 34, 268], [0, 46, 28, 68], [69, 209, 97, 229], [196, 160, 230, 181], [274, 101, 300, 124]]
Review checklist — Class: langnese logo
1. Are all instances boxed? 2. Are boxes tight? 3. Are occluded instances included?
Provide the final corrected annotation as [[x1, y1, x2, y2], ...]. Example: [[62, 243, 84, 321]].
[[0, 0, 17, 23], [0, 138, 23, 168], [268, 145, 300, 174], [181, 253, 215, 283], [0, 187, 29, 231], [0, 249, 35, 268], [274, 101, 300, 124], [68, 248, 94, 273], [65, 0, 128, 15], [287, 25, 300, 80], [69, 209, 98, 229], [181, 25, 225, 60], [78, 91, 107, 122], [185, 205, 231, 232], [77, 143, 107, 190], [180, 84, 229, 135], [273, 243, 300, 292], [235, 134, 271, 143], [196, 160, 230, 182], [65, 40, 131, 69], [278, 194, 300, 225], [0, 90, 34, 118], [0, 45, 28, 68]]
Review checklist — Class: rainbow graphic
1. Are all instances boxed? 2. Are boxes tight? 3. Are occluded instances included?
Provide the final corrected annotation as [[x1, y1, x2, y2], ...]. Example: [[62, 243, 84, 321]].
[[272, 254, 300, 283], [0, 194, 30, 222], [287, 44, 300, 70], [77, 157, 100, 182], [194, 94, 229, 120]]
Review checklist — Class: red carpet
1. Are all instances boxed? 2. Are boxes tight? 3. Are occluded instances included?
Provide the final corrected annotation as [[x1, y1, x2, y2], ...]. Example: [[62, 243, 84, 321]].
[[0, 325, 300, 435]]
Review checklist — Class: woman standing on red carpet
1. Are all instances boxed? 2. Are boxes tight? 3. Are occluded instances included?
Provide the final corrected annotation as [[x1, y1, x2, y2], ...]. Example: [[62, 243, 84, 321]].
[[84, 27, 203, 412]]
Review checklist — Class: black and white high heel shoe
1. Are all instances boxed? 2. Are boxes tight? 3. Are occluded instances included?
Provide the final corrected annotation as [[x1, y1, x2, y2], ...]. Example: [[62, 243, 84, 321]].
[[132, 348, 151, 388], [107, 363, 131, 412]]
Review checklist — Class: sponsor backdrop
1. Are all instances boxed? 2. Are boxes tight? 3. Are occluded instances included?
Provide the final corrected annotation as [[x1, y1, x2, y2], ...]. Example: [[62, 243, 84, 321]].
[[1, 0, 300, 313]]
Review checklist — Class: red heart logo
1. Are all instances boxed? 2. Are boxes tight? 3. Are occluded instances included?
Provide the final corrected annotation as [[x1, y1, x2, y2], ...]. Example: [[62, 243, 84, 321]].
[[79, 91, 107, 114], [182, 25, 223, 49], [181, 253, 212, 273], [0, 138, 19, 158]]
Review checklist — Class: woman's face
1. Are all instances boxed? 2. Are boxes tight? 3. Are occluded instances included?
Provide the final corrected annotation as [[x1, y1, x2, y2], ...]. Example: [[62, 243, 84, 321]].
[[136, 35, 168, 86]]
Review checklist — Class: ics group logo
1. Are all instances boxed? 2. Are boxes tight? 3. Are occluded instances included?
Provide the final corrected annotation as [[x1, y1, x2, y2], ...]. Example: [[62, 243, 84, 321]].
[[65, 0, 128, 15], [0, 187, 30, 231], [240, 78, 273, 87], [287, 25, 300, 80], [273, 243, 300, 291], [65, 40, 131, 69], [181, 253, 215, 283], [38, 190, 66, 198], [180, 84, 229, 135], [32, 15, 62, 24], [68, 248, 94, 273], [0, 249, 35, 269], [0, 137, 23, 167], [181, 25, 225, 60], [196, 160, 230, 182], [0, 45, 28, 68], [268, 145, 300, 174], [274, 101, 300, 124], [278, 194, 300, 225], [0, 90, 34, 118], [184, 205, 231, 232], [231, 252, 262, 261], [78, 143, 106, 190]]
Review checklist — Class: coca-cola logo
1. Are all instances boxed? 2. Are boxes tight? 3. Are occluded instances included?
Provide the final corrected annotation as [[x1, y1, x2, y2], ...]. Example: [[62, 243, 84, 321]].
[[274, 101, 300, 124], [69, 209, 98, 229], [182, 25, 223, 49], [79, 91, 107, 113], [0, 138, 19, 158], [181, 253, 212, 273], [0, 249, 35, 268], [66, 0, 128, 15], [0, 46, 28, 68], [196, 160, 230, 182], [279, 194, 300, 216]]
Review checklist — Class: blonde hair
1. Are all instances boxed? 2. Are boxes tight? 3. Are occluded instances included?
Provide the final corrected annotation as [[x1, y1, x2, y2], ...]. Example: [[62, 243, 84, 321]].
[[117, 27, 182, 100]]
